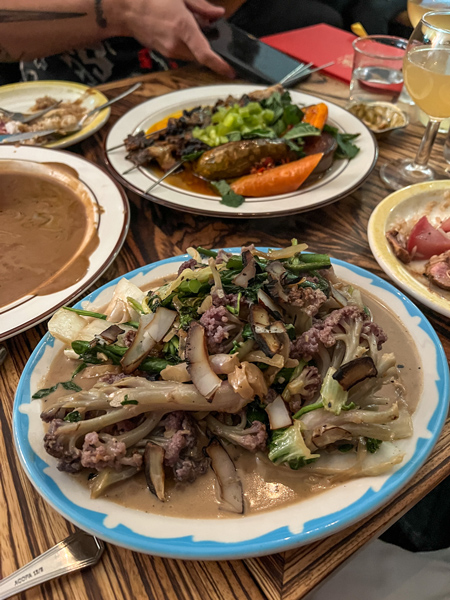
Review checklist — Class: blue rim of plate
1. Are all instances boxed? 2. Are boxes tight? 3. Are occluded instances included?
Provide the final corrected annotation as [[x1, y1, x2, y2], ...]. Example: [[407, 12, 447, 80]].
[[13, 250, 450, 560]]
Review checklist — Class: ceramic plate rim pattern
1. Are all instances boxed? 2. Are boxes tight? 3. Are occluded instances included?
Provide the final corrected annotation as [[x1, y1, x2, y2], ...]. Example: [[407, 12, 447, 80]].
[[104, 84, 378, 218], [0, 144, 129, 340], [0, 80, 110, 149], [13, 250, 449, 560], [368, 179, 450, 318]]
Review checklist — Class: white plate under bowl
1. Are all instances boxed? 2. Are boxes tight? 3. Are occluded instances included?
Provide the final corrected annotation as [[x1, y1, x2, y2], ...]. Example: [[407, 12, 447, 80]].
[[104, 84, 378, 218], [0, 144, 129, 341], [368, 180, 450, 318], [0, 80, 110, 148], [13, 250, 449, 560]]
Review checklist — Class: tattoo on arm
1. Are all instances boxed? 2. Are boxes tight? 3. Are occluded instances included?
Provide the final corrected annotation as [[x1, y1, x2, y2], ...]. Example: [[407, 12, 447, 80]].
[[94, 0, 107, 28], [0, 10, 87, 62], [0, 9, 87, 23]]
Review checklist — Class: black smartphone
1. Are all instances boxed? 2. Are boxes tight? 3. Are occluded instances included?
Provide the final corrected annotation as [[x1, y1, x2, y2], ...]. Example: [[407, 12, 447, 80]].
[[205, 19, 310, 86]]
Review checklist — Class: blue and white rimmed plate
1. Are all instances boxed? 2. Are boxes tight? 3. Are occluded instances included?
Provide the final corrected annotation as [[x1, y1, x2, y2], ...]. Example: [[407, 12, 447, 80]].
[[14, 250, 449, 560], [104, 85, 378, 218]]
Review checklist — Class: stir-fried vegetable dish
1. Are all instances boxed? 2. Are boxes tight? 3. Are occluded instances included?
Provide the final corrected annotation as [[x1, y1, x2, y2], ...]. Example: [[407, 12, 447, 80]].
[[123, 85, 360, 207], [37, 243, 414, 514]]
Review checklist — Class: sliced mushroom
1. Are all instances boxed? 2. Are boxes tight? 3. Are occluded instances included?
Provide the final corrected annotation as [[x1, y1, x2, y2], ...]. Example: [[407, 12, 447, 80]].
[[257, 288, 283, 320], [144, 442, 165, 501], [329, 285, 348, 308], [99, 324, 125, 344], [160, 362, 191, 382], [249, 304, 281, 358], [245, 350, 285, 368], [209, 353, 240, 374], [90, 466, 139, 499], [186, 321, 222, 400], [265, 261, 290, 302], [206, 439, 244, 514], [228, 361, 268, 400], [209, 257, 225, 298], [251, 304, 270, 326], [121, 307, 177, 373], [311, 426, 353, 449], [232, 250, 256, 289], [267, 243, 307, 260], [332, 356, 378, 391]]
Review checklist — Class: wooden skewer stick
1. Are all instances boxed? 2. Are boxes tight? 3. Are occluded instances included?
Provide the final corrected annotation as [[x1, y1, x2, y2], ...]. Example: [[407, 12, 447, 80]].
[[106, 127, 166, 153], [144, 161, 183, 195]]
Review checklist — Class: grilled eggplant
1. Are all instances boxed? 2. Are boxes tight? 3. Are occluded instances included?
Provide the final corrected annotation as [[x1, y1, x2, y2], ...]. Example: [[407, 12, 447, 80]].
[[193, 139, 291, 180]]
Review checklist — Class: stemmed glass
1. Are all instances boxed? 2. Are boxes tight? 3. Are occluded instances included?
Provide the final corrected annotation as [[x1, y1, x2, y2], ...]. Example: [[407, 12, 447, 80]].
[[380, 11, 450, 190], [407, 0, 450, 28]]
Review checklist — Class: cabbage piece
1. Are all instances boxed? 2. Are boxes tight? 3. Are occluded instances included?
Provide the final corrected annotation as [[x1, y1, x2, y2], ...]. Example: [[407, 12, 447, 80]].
[[104, 278, 146, 323], [48, 308, 86, 344]]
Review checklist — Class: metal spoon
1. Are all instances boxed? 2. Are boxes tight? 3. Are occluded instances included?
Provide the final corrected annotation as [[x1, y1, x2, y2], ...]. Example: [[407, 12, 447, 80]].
[[0, 531, 104, 599]]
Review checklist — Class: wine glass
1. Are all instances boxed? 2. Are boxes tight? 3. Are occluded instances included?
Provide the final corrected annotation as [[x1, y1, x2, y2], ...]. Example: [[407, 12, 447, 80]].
[[380, 11, 450, 190], [408, 0, 450, 27]]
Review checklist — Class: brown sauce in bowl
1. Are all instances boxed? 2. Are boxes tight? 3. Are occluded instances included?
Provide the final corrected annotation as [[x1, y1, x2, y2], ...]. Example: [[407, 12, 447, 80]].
[[0, 162, 97, 309]]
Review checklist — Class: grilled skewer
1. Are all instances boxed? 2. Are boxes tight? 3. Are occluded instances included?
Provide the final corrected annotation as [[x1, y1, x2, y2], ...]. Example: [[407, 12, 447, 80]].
[[107, 127, 167, 152]]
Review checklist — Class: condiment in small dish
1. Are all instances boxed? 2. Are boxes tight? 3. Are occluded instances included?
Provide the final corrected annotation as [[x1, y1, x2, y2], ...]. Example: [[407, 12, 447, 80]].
[[348, 101, 409, 135]]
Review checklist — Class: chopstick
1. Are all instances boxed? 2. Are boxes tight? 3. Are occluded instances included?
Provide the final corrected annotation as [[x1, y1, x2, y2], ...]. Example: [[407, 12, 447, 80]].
[[279, 61, 335, 87], [304, 61, 335, 77], [278, 62, 313, 86]]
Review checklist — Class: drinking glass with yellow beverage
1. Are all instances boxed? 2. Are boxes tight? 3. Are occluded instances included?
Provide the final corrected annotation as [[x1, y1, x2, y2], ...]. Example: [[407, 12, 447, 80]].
[[380, 11, 450, 189], [407, 0, 450, 27]]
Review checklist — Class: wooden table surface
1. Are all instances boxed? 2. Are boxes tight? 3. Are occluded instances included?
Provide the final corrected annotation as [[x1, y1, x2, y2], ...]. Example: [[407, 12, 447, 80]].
[[1, 65, 449, 600]]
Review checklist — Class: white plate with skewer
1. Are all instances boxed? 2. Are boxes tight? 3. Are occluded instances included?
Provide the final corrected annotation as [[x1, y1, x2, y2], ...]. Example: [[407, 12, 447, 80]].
[[104, 84, 378, 218]]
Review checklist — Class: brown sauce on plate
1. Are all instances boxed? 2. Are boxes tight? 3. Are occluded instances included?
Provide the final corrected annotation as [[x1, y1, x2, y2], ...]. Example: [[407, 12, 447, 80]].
[[0, 161, 98, 309]]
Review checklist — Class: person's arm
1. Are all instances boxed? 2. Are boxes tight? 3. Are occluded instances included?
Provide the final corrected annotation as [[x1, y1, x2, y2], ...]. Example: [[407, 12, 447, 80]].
[[0, 0, 234, 76]]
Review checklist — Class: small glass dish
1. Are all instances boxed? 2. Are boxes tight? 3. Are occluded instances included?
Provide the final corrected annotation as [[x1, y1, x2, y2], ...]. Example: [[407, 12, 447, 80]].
[[347, 101, 409, 135]]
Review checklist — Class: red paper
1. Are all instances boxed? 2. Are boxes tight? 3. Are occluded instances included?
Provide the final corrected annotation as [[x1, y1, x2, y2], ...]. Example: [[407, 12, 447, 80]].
[[261, 23, 357, 83]]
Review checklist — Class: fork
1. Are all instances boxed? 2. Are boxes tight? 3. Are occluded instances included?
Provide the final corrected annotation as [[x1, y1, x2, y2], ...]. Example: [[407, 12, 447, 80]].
[[0, 100, 62, 124]]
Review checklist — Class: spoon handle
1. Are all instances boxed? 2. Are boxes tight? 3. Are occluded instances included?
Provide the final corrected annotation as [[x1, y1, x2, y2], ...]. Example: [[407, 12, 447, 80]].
[[85, 82, 142, 118], [0, 531, 104, 599]]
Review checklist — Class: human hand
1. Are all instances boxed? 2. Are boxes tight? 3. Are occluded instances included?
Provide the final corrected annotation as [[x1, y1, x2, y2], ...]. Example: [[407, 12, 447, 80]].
[[120, 0, 235, 77]]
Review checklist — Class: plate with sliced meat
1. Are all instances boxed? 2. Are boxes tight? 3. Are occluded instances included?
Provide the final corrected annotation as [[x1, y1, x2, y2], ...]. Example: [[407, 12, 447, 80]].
[[104, 84, 377, 218], [368, 180, 450, 318]]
